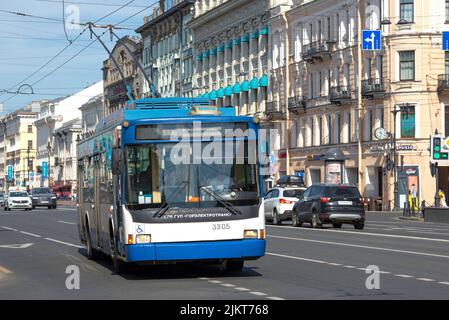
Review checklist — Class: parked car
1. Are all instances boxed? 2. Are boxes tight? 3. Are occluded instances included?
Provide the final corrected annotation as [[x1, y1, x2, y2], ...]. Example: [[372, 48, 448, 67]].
[[30, 187, 57, 209], [0, 192, 4, 206], [4, 190, 32, 211], [292, 184, 365, 230], [263, 186, 307, 224], [275, 175, 305, 188]]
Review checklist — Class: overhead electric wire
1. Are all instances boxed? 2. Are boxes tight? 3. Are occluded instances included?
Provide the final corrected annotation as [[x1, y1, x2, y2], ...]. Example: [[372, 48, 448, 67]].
[[0, 0, 142, 104]]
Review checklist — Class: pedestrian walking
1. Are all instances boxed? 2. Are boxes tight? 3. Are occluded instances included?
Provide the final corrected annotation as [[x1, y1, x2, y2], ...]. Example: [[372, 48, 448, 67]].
[[410, 183, 419, 213], [439, 189, 447, 208]]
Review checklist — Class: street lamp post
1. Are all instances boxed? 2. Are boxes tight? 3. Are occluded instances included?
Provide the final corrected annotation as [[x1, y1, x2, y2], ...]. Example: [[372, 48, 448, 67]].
[[391, 103, 412, 210], [391, 106, 399, 210]]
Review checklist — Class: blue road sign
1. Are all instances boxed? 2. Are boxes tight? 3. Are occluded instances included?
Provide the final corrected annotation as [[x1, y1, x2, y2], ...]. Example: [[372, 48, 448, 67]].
[[362, 30, 382, 51], [7, 165, 13, 181], [443, 31, 449, 51], [42, 162, 48, 179]]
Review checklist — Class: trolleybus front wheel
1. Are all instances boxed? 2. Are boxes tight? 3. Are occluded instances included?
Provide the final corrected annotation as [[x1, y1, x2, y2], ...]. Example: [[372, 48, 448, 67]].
[[226, 260, 244, 272]]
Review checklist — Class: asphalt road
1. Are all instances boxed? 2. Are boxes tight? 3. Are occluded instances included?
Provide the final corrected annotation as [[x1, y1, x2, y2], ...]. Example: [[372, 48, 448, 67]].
[[1, 207, 449, 300]]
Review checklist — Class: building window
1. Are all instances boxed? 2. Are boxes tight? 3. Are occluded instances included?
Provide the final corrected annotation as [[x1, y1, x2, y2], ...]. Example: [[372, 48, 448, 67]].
[[334, 113, 340, 144], [399, 51, 415, 81], [445, 52, 449, 75], [400, 105, 416, 138], [446, 0, 449, 22], [399, 0, 414, 23], [28, 125, 33, 133], [28, 140, 33, 149]]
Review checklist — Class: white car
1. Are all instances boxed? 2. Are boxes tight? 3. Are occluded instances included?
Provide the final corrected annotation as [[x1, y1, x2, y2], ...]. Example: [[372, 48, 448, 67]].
[[263, 187, 306, 224], [4, 191, 32, 211]]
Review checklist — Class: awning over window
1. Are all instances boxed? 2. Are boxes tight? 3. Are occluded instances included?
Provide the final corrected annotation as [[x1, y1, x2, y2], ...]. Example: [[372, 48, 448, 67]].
[[216, 88, 224, 98], [259, 74, 268, 87], [224, 85, 233, 96], [209, 90, 217, 100], [250, 77, 259, 89], [232, 83, 241, 94], [241, 80, 250, 92]]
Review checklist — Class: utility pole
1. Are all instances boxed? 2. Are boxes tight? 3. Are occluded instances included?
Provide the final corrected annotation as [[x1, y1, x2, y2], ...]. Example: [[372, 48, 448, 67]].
[[47, 141, 51, 188], [391, 106, 399, 209], [26, 146, 30, 188], [282, 12, 290, 175], [357, 0, 365, 192]]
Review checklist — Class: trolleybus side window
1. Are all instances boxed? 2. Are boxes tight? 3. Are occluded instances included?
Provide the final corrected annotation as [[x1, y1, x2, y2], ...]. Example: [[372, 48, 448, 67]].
[[82, 157, 94, 203]]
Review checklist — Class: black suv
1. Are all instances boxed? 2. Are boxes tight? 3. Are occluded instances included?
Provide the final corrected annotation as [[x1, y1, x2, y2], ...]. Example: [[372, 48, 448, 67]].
[[31, 187, 57, 209], [292, 184, 365, 230], [276, 175, 305, 187]]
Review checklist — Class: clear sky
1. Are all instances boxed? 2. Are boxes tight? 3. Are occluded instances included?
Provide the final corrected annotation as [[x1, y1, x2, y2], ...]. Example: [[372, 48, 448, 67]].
[[0, 0, 156, 114]]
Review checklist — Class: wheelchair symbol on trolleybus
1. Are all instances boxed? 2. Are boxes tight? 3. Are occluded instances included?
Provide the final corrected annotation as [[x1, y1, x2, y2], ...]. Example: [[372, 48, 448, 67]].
[[136, 225, 144, 234]]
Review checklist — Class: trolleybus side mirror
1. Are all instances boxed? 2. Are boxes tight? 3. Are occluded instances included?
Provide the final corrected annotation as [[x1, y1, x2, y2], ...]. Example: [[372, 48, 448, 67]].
[[112, 148, 123, 175]]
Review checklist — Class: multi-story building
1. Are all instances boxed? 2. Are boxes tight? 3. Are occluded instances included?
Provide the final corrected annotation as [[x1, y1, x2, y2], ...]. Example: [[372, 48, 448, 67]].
[[137, 0, 195, 97], [270, 0, 449, 210], [80, 94, 103, 136], [34, 82, 103, 188], [103, 36, 142, 116], [189, 0, 273, 113], [3, 108, 38, 188], [52, 118, 82, 195]]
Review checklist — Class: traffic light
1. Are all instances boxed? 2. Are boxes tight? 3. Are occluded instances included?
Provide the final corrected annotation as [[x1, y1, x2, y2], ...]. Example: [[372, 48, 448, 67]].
[[432, 135, 449, 161]]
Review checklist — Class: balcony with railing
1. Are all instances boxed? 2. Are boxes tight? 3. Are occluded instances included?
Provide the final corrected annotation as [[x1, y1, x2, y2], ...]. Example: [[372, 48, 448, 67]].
[[301, 41, 334, 63], [361, 78, 385, 98], [438, 74, 449, 92], [288, 96, 307, 113], [265, 101, 284, 120], [329, 86, 352, 105]]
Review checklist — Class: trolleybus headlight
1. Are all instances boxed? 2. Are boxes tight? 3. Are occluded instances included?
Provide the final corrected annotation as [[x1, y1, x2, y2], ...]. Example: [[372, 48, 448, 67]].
[[244, 230, 258, 239], [136, 234, 152, 244]]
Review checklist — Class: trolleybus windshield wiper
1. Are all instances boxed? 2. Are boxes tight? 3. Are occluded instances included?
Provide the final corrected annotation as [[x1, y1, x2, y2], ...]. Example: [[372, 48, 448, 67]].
[[153, 181, 189, 218], [199, 186, 242, 215]]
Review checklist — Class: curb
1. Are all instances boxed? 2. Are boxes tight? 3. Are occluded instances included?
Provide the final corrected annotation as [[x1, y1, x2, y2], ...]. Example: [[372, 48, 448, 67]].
[[398, 216, 424, 222]]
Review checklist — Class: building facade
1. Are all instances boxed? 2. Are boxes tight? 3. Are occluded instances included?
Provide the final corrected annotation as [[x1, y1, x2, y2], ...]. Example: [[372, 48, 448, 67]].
[[189, 0, 274, 113], [34, 81, 103, 188], [137, 0, 195, 98], [3, 109, 38, 189], [80, 94, 103, 136], [103, 37, 142, 116], [270, 0, 449, 210], [52, 118, 82, 195]]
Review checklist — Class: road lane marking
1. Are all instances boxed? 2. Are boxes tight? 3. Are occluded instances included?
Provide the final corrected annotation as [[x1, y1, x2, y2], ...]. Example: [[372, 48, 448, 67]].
[[57, 221, 76, 225], [1, 226, 18, 232], [267, 225, 449, 243], [0, 243, 34, 249], [0, 266, 12, 274], [43, 238, 83, 248], [416, 278, 435, 282], [267, 235, 449, 260], [439, 282, 449, 285], [208, 280, 222, 284], [250, 291, 267, 296], [266, 252, 327, 264], [267, 252, 449, 288], [19, 231, 41, 238], [197, 277, 282, 300]]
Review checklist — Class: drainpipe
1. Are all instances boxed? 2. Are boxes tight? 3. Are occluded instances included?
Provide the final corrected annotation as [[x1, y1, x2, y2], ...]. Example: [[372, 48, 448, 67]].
[[281, 11, 290, 175]]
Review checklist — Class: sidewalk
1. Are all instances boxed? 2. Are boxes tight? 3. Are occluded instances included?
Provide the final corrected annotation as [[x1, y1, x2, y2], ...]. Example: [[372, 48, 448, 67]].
[[57, 200, 76, 208]]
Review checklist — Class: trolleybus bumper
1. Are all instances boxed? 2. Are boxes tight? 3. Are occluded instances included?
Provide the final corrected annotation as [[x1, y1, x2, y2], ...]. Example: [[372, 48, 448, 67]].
[[125, 239, 266, 263]]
